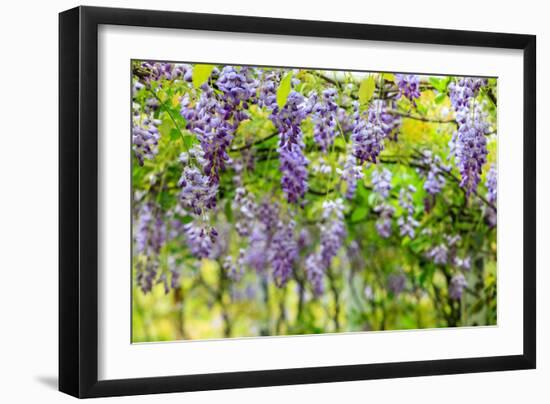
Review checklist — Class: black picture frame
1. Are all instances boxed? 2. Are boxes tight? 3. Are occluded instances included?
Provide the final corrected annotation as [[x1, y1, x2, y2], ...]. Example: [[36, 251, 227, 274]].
[[59, 5, 536, 398]]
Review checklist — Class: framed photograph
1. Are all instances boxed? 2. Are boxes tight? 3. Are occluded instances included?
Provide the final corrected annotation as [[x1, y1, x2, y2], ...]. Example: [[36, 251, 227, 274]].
[[59, 6, 536, 398]]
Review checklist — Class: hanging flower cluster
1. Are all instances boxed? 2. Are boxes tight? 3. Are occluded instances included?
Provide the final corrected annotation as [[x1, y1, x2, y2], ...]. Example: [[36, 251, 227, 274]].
[[448, 78, 492, 196]]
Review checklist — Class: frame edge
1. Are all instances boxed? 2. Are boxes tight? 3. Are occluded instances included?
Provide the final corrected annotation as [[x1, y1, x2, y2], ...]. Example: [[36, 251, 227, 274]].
[[58, 5, 81, 398]]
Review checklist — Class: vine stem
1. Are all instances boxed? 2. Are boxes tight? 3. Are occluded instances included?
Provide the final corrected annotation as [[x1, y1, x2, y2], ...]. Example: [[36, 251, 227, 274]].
[[147, 88, 188, 146]]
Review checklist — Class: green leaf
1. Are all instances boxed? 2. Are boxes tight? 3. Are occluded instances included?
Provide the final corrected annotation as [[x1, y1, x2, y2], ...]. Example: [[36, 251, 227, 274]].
[[169, 128, 180, 141], [428, 77, 445, 93], [416, 103, 428, 116], [276, 72, 293, 109], [367, 192, 378, 207], [192, 64, 215, 88], [359, 75, 376, 105], [351, 206, 368, 222], [225, 199, 234, 223], [434, 93, 447, 104], [382, 73, 395, 82], [181, 215, 193, 224]]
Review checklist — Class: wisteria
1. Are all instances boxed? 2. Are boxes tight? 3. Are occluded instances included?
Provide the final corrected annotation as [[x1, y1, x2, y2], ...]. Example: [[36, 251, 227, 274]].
[[232, 187, 257, 237], [449, 274, 468, 300], [486, 164, 497, 204], [339, 153, 364, 199], [180, 66, 257, 184], [420, 150, 449, 196], [305, 253, 325, 296], [216, 66, 258, 108], [134, 61, 193, 89], [448, 78, 487, 111], [223, 250, 245, 281], [374, 204, 395, 238], [183, 222, 218, 259], [387, 272, 406, 296], [270, 220, 299, 287], [397, 185, 419, 239], [243, 224, 269, 273], [257, 70, 280, 110], [426, 234, 467, 267], [350, 101, 384, 164], [454, 256, 472, 271], [372, 168, 393, 198], [271, 91, 310, 203], [178, 166, 218, 215], [132, 103, 161, 166], [319, 199, 346, 268], [135, 202, 165, 256], [180, 86, 233, 183], [311, 88, 339, 152], [426, 244, 448, 265], [395, 74, 421, 103], [350, 99, 401, 164], [372, 168, 394, 238], [448, 78, 491, 196], [131, 62, 497, 341], [134, 202, 166, 293]]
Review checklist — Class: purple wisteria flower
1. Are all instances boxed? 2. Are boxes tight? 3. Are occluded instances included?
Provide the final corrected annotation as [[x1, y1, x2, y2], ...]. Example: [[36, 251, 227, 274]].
[[178, 166, 218, 215], [297, 228, 312, 249], [270, 220, 298, 287], [270, 91, 311, 203], [244, 224, 269, 273], [387, 272, 406, 296], [223, 250, 246, 281], [167, 256, 181, 290], [134, 202, 166, 293], [336, 107, 355, 133], [132, 103, 161, 166], [486, 164, 497, 204], [180, 86, 234, 183], [374, 203, 395, 238], [180, 67, 257, 184], [372, 168, 392, 198], [485, 205, 497, 228], [395, 74, 421, 103], [350, 101, 384, 164], [135, 202, 165, 256], [448, 78, 487, 111], [371, 168, 395, 238], [319, 199, 346, 268], [257, 200, 280, 233], [450, 103, 490, 195], [419, 150, 449, 196], [272, 91, 309, 147], [216, 66, 258, 108], [449, 273, 468, 300], [426, 244, 448, 265], [339, 153, 364, 199], [447, 78, 490, 196], [279, 143, 309, 204], [183, 222, 218, 259], [454, 256, 472, 271], [397, 185, 419, 238], [311, 88, 339, 152], [232, 187, 257, 237], [350, 100, 400, 164], [136, 61, 193, 86], [368, 100, 401, 138], [305, 253, 325, 297], [257, 70, 281, 110]]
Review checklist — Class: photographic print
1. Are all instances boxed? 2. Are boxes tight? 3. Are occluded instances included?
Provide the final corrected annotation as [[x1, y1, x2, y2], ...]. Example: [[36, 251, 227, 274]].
[[131, 61, 497, 342]]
